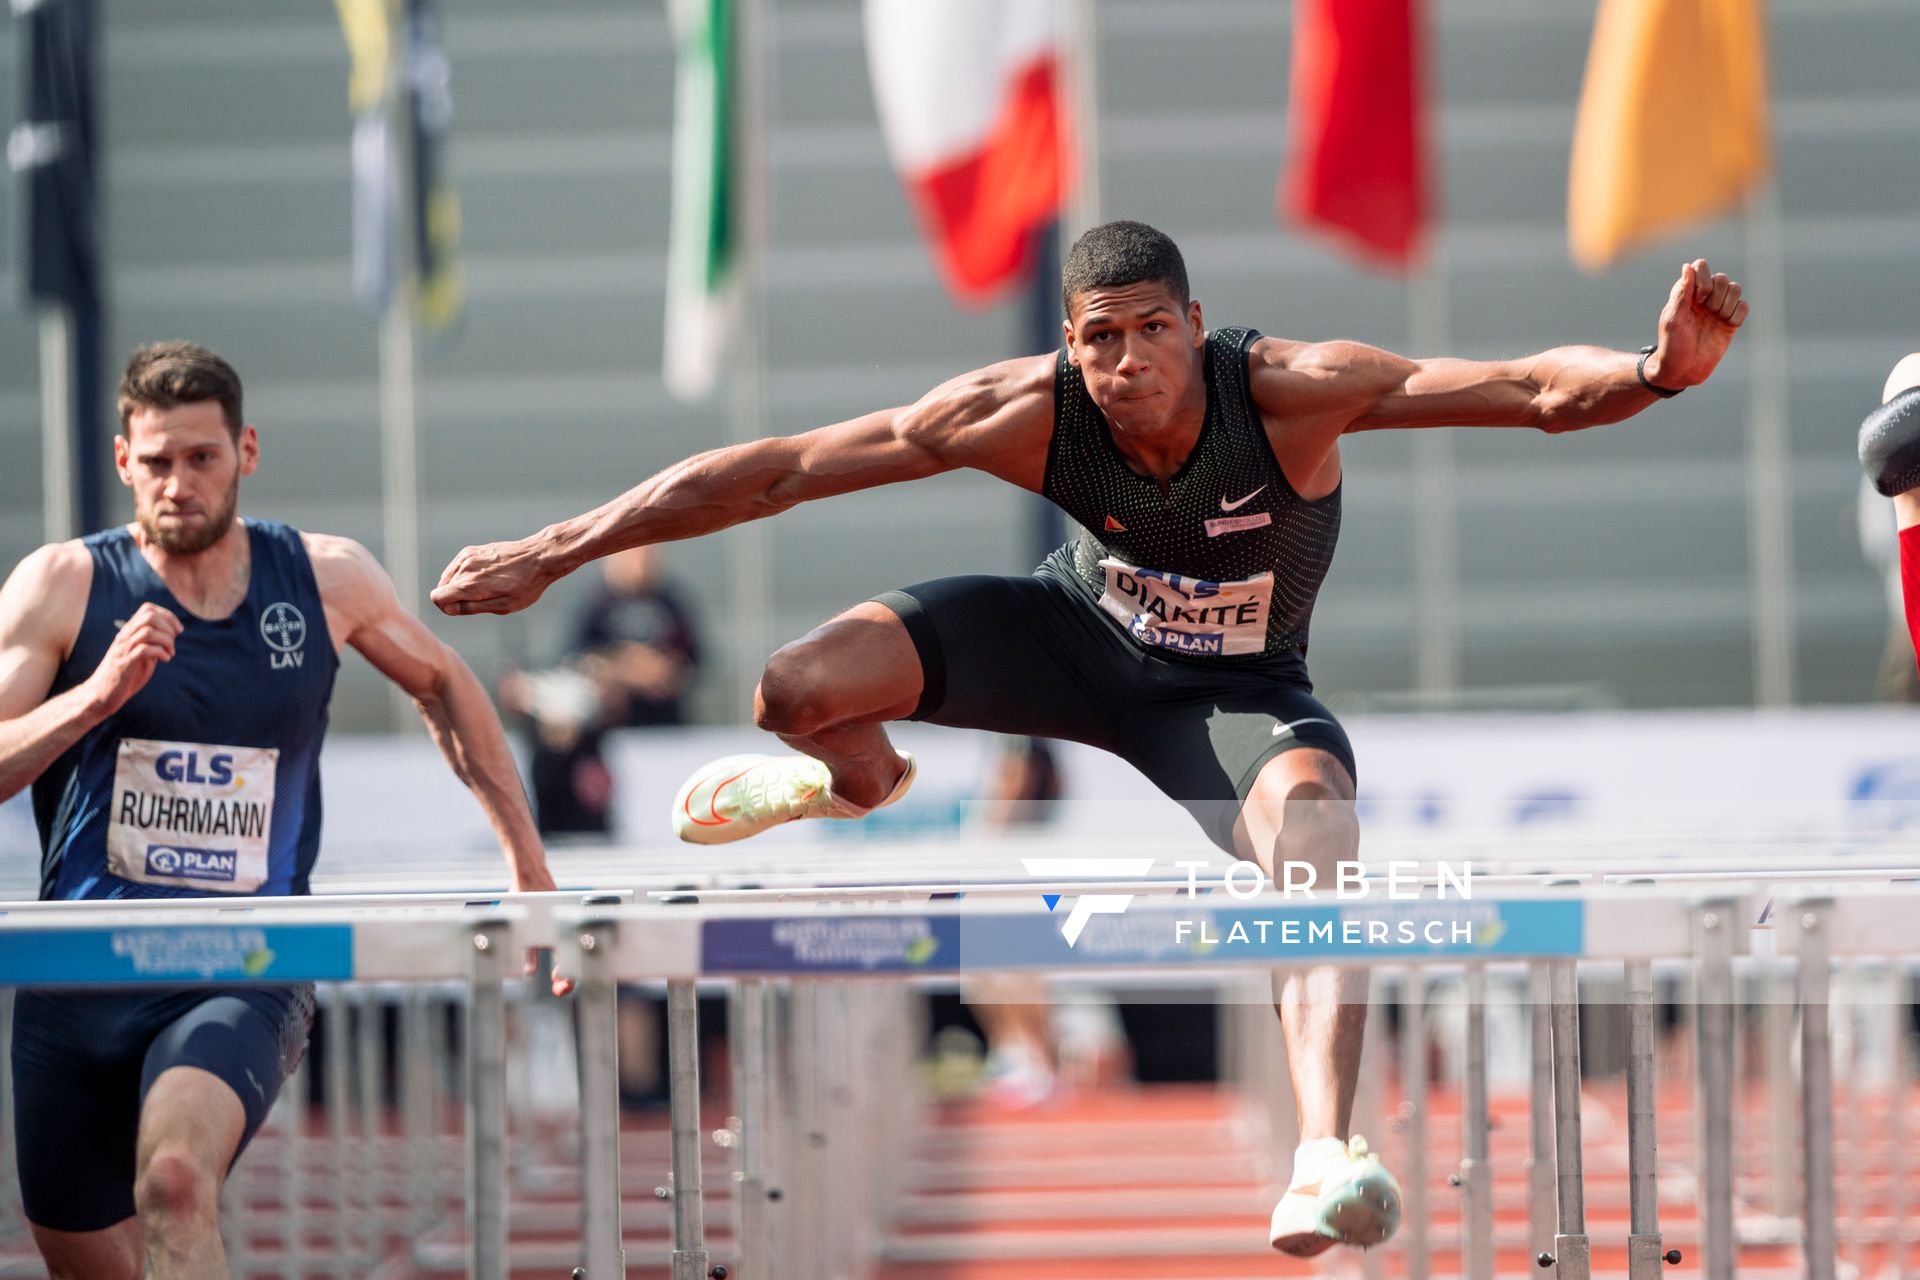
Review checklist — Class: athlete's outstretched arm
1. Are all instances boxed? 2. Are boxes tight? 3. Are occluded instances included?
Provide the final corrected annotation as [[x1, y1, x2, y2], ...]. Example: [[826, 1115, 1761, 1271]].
[[1255, 259, 1748, 438], [309, 536, 570, 987], [0, 546, 184, 804], [432, 356, 1054, 617]]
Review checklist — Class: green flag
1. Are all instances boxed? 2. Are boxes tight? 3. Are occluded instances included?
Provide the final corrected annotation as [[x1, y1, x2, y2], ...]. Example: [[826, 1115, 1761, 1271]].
[[663, 0, 736, 401]]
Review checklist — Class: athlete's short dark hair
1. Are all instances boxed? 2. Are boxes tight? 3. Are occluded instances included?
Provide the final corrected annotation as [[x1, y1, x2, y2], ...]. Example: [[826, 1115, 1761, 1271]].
[[1061, 220, 1190, 319], [118, 342, 244, 438]]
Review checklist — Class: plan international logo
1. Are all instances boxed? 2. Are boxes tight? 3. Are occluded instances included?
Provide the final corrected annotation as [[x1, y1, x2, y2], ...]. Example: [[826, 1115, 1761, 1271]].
[[1022, 858, 1478, 948]]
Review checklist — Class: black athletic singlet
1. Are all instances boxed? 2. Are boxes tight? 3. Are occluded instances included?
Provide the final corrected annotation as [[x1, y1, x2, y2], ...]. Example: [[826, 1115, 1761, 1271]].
[[1040, 327, 1342, 665]]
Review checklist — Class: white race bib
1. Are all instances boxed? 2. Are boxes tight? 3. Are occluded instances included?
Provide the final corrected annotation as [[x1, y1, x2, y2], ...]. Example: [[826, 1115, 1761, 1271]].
[[107, 738, 278, 893], [1096, 557, 1273, 657]]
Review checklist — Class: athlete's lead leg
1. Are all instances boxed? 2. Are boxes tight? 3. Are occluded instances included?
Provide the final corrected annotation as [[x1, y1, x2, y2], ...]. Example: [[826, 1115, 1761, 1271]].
[[755, 603, 920, 806], [1237, 748, 1402, 1256], [673, 603, 920, 844]]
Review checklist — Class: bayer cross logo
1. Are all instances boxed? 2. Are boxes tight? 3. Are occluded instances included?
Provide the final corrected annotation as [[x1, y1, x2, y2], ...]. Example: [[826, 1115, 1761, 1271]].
[[259, 603, 307, 654]]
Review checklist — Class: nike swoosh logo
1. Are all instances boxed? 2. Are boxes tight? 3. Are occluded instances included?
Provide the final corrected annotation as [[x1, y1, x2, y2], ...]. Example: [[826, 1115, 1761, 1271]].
[[683, 765, 756, 826], [1220, 485, 1268, 512], [1273, 717, 1338, 737]]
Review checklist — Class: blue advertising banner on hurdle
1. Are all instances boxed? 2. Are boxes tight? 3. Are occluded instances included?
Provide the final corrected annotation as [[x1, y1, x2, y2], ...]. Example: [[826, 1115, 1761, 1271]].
[[960, 899, 1586, 969], [0, 923, 355, 986], [698, 899, 1583, 974], [702, 915, 964, 974]]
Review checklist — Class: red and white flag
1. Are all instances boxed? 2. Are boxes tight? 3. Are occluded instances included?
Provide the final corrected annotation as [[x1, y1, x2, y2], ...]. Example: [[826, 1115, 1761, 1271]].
[[1283, 0, 1430, 269], [863, 0, 1073, 304]]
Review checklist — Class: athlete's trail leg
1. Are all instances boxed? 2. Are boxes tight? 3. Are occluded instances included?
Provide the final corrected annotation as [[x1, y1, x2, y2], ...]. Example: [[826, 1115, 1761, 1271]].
[[754, 602, 923, 808], [134, 1066, 247, 1280], [28, 1220, 144, 1280]]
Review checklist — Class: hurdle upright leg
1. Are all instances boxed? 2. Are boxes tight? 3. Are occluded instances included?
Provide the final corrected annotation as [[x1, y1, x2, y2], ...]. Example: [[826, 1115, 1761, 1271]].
[[466, 920, 510, 1280], [577, 920, 625, 1280], [1796, 904, 1837, 1280], [1460, 964, 1494, 1280], [1399, 970, 1430, 1280], [323, 984, 354, 1278], [280, 1053, 308, 1280], [1764, 958, 1799, 1231], [732, 979, 771, 1280], [667, 978, 710, 1280], [1358, 984, 1387, 1280], [1549, 959, 1590, 1280], [1892, 965, 1911, 1280], [355, 985, 387, 1264], [1624, 960, 1666, 1279], [1528, 962, 1555, 1258], [1693, 902, 1736, 1280]]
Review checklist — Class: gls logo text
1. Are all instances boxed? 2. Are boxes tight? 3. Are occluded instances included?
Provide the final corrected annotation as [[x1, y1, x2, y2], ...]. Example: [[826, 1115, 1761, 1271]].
[[1020, 857, 1157, 947]]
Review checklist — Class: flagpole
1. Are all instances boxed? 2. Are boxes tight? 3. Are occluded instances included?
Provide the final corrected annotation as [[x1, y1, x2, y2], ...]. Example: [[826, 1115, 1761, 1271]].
[[380, 0, 424, 730], [1408, 251, 1459, 702], [1744, 180, 1795, 706], [38, 308, 75, 543], [1062, 0, 1100, 244], [724, 0, 771, 718]]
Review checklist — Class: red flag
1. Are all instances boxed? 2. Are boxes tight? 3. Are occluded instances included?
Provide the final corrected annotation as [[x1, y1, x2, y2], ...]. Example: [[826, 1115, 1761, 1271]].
[[1282, 0, 1429, 269], [865, 1, 1073, 305]]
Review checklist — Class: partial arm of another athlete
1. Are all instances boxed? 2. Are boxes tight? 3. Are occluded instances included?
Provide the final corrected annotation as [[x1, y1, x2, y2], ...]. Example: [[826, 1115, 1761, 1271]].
[[0, 545, 183, 804], [431, 356, 1056, 617], [309, 535, 571, 991]]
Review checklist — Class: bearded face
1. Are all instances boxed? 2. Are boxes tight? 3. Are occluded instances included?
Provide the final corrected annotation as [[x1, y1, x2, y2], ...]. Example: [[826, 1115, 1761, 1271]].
[[139, 463, 240, 555], [116, 400, 256, 556]]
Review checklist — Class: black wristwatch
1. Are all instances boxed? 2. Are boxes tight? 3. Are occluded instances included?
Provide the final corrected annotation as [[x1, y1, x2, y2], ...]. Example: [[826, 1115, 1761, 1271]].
[[1637, 345, 1683, 398]]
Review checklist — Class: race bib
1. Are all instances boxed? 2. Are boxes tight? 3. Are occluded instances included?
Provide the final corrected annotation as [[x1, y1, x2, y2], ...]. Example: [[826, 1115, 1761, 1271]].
[[107, 738, 278, 893], [1097, 558, 1273, 657]]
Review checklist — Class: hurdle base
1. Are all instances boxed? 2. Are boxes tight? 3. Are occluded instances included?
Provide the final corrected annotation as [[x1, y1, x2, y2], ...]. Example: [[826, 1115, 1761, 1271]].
[[671, 1248, 712, 1280], [1552, 1233, 1592, 1280], [1627, 1233, 1665, 1279]]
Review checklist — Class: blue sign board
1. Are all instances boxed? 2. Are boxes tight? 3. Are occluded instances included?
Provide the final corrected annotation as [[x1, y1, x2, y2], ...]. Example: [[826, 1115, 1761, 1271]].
[[0, 923, 355, 986], [697, 899, 1583, 975], [702, 915, 962, 974]]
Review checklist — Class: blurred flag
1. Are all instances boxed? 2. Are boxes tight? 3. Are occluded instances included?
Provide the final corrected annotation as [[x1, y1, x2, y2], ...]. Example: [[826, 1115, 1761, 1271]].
[[335, 0, 464, 327], [14, 0, 106, 535], [1568, 0, 1769, 271], [1283, 0, 1430, 269], [863, 0, 1072, 305], [663, 0, 737, 402], [14, 0, 100, 313]]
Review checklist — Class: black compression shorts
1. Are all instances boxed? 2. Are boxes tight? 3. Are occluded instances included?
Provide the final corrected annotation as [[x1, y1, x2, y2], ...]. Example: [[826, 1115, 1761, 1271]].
[[874, 568, 1356, 851], [11, 984, 314, 1232]]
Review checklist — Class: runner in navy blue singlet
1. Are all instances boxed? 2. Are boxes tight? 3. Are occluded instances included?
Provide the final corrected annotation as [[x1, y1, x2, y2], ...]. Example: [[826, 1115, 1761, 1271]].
[[0, 343, 562, 1279], [435, 223, 1751, 1258]]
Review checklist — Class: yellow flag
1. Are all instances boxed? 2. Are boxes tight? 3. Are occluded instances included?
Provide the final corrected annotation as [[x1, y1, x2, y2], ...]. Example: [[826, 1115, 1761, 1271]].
[[1568, 0, 1770, 272]]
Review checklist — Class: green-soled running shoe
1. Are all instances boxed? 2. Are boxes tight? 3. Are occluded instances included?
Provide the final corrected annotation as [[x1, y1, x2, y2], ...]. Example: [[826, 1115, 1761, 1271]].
[[672, 752, 915, 845], [1269, 1134, 1403, 1257]]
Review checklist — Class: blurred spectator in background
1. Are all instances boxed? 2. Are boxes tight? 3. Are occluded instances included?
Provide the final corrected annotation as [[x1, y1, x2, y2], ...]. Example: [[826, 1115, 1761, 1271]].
[[574, 544, 702, 730], [500, 545, 701, 836]]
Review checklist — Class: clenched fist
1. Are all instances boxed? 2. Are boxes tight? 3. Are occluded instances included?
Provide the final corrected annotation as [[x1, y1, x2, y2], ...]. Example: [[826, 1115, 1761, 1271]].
[[432, 537, 563, 618], [86, 603, 182, 716], [1643, 259, 1749, 391]]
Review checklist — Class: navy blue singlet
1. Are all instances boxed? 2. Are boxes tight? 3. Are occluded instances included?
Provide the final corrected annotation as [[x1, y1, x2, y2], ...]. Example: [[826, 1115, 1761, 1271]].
[[31, 519, 338, 899]]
